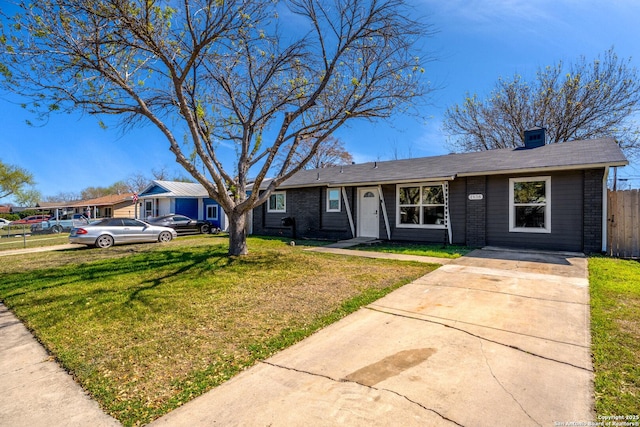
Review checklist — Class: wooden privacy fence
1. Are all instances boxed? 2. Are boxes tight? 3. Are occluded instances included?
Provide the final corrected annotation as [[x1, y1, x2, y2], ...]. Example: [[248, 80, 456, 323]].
[[608, 190, 640, 258]]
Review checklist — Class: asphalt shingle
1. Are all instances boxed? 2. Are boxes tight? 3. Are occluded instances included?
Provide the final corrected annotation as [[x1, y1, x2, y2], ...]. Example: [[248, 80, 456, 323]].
[[274, 138, 627, 188]]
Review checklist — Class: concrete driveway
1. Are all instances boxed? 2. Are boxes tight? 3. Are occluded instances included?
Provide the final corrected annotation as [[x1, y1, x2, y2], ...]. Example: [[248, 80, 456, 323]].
[[151, 248, 593, 426]]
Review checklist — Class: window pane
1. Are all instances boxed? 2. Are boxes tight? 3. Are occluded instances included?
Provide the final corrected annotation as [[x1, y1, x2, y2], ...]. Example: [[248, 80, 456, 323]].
[[328, 189, 340, 211], [515, 206, 545, 228], [514, 181, 546, 203], [269, 193, 285, 211], [422, 186, 444, 204], [400, 207, 420, 224], [399, 186, 420, 205], [423, 206, 445, 225]]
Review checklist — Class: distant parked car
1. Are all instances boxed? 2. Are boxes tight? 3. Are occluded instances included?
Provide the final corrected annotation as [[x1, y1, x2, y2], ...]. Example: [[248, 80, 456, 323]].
[[69, 218, 177, 248], [31, 213, 90, 233], [11, 214, 51, 224], [0, 218, 11, 228], [146, 214, 217, 235]]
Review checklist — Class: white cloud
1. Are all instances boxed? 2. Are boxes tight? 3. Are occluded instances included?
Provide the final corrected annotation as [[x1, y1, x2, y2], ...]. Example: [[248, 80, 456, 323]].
[[417, 0, 561, 23], [411, 117, 450, 157]]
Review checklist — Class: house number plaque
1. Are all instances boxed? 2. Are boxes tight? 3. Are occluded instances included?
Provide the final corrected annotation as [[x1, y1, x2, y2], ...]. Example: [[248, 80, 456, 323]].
[[468, 194, 484, 200]]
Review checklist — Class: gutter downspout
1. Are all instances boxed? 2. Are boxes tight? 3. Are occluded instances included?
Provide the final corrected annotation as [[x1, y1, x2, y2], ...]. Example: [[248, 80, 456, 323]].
[[445, 181, 452, 245], [602, 166, 609, 253]]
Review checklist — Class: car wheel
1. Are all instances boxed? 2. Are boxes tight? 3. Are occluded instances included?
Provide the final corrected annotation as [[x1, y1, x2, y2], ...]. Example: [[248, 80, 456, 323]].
[[95, 234, 114, 248], [158, 231, 173, 243], [200, 223, 211, 234], [51, 225, 63, 233]]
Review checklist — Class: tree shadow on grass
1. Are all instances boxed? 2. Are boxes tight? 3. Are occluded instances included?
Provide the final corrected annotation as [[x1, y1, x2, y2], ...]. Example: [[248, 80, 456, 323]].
[[127, 250, 236, 303], [0, 246, 234, 316]]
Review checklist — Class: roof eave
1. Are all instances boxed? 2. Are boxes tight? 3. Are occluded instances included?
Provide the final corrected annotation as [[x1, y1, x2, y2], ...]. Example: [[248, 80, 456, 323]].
[[274, 175, 457, 190], [457, 161, 629, 177]]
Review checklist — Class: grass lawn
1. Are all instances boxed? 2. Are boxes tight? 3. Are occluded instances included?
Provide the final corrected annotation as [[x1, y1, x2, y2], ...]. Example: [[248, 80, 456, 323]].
[[589, 256, 640, 416], [354, 241, 474, 259], [0, 235, 438, 426], [0, 233, 70, 251]]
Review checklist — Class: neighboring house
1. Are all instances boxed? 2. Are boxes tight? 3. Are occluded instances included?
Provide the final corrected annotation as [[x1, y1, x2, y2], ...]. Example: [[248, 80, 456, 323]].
[[138, 180, 226, 230], [69, 193, 137, 219], [252, 129, 628, 254], [35, 201, 74, 217]]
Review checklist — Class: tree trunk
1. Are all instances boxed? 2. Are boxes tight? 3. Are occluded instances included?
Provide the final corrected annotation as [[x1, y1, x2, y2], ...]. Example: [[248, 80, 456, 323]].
[[227, 211, 248, 256]]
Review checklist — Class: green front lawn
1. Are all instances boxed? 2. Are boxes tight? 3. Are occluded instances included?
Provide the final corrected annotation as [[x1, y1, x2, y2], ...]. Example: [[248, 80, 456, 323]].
[[355, 241, 473, 259], [0, 233, 70, 251], [589, 257, 640, 415], [0, 235, 437, 426], [4, 235, 637, 422]]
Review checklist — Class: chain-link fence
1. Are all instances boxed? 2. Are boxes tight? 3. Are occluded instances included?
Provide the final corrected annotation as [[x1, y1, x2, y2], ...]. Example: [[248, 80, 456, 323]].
[[0, 224, 70, 251], [0, 210, 73, 250]]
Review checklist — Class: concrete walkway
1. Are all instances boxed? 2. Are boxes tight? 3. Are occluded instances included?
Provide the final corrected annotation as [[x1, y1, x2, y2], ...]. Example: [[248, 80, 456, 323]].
[[307, 245, 453, 264], [151, 248, 593, 426], [0, 243, 84, 257], [0, 247, 593, 426], [0, 305, 120, 427]]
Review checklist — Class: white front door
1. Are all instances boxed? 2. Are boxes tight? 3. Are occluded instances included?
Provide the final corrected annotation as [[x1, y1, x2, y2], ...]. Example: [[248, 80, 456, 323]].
[[358, 188, 379, 238]]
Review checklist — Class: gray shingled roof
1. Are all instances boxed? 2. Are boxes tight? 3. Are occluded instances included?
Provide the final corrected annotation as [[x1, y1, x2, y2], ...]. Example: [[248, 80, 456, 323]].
[[271, 138, 627, 189]]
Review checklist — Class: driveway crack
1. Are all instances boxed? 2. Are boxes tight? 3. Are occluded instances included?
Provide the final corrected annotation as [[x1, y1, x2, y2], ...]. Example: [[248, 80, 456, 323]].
[[261, 360, 465, 426], [366, 305, 592, 372], [479, 340, 542, 426]]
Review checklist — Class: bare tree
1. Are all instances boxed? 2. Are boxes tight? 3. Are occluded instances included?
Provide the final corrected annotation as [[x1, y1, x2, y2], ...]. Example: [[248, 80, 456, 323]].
[[443, 49, 640, 159], [44, 192, 82, 203], [126, 173, 151, 194], [1, 0, 432, 255], [388, 137, 414, 160], [151, 166, 195, 183], [277, 135, 353, 170], [151, 166, 170, 181]]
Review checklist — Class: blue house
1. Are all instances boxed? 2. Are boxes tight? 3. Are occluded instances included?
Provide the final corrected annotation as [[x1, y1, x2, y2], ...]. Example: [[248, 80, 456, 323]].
[[138, 180, 226, 230]]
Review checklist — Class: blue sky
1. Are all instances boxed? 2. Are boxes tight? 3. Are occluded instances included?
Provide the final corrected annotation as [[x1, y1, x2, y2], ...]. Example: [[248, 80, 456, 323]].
[[1, 0, 639, 202]]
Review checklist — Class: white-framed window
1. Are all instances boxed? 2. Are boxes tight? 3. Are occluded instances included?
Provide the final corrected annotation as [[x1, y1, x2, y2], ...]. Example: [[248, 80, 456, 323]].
[[509, 176, 551, 233], [326, 188, 341, 212], [206, 204, 219, 220], [268, 191, 287, 213], [396, 183, 446, 228]]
